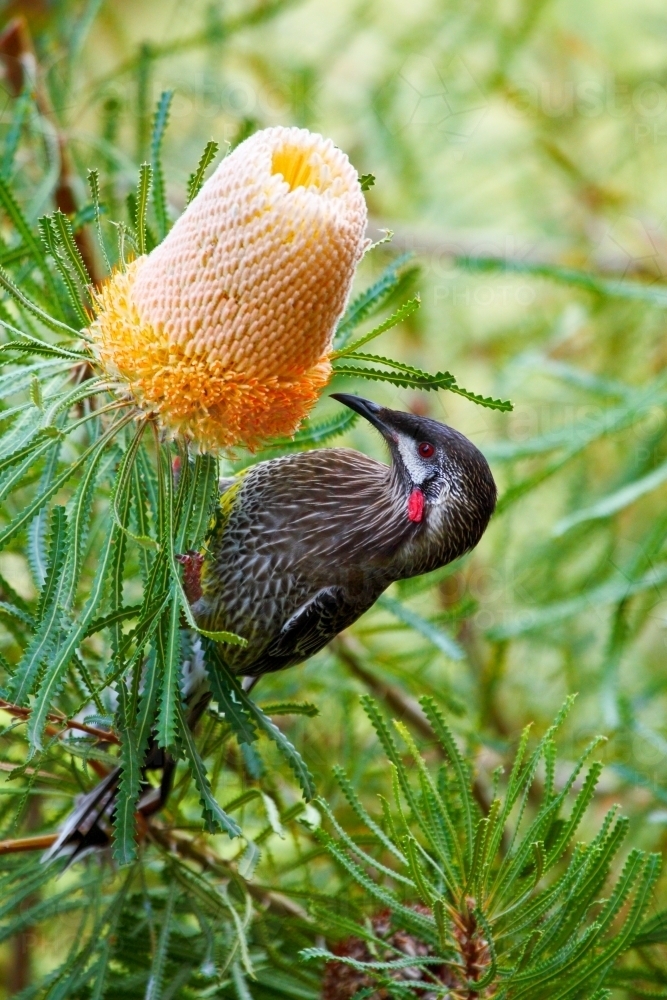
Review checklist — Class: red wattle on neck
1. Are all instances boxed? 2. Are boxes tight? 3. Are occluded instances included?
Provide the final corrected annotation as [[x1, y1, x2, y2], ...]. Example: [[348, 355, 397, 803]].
[[407, 488, 425, 523]]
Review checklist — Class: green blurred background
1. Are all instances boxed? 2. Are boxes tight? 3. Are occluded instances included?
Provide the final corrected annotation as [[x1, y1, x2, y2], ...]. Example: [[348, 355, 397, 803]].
[[3, 0, 667, 991]]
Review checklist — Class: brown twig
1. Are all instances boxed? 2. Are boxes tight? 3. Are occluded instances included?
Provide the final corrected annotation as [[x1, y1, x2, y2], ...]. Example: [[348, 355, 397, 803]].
[[0, 698, 120, 744], [0, 761, 61, 781], [0, 832, 56, 855], [0, 17, 103, 287]]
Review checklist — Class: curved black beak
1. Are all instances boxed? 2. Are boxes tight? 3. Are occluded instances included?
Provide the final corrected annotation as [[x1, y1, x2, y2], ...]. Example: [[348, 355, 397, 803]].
[[330, 393, 396, 442]]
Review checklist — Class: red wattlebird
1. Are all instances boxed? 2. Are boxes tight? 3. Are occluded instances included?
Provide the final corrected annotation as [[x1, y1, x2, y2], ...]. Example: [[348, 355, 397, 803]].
[[45, 395, 496, 862]]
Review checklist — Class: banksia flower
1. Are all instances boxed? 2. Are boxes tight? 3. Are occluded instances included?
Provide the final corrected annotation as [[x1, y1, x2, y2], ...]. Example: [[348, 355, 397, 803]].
[[91, 126, 368, 450]]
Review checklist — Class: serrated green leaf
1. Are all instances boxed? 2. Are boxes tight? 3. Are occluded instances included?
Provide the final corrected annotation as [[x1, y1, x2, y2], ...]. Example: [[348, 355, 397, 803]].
[[113, 681, 141, 865], [332, 295, 421, 358], [0, 265, 78, 335], [0, 411, 131, 553], [187, 140, 220, 204], [203, 640, 315, 799], [175, 698, 242, 838], [151, 90, 174, 241], [0, 175, 59, 302], [332, 362, 455, 391], [0, 337, 86, 361], [88, 168, 111, 275], [335, 253, 413, 346], [204, 648, 258, 746], [27, 515, 119, 750], [0, 433, 62, 507], [161, 445, 245, 646], [258, 700, 319, 717], [135, 162, 152, 256], [52, 209, 93, 300], [155, 588, 182, 749], [448, 381, 514, 411], [36, 506, 67, 621]]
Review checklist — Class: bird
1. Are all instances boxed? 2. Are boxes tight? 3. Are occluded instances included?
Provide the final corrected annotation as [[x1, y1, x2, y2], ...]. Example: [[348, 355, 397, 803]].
[[43, 394, 496, 862], [190, 393, 497, 678]]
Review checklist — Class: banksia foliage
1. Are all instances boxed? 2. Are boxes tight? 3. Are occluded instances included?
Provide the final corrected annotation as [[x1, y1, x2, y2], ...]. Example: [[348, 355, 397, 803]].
[[92, 126, 368, 450], [321, 905, 495, 998], [304, 696, 663, 999]]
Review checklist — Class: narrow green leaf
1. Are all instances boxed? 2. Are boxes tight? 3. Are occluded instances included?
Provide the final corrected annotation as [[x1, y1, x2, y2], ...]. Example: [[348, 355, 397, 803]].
[[161, 444, 245, 645], [61, 446, 104, 609], [300, 948, 445, 974], [145, 880, 177, 1000], [0, 412, 131, 553], [187, 140, 220, 204], [27, 430, 64, 590], [88, 168, 111, 274], [42, 375, 110, 428], [487, 563, 667, 640], [178, 452, 218, 551], [332, 295, 421, 358], [27, 516, 119, 750], [404, 834, 437, 905], [109, 418, 147, 539], [258, 700, 319, 717], [333, 765, 406, 864], [36, 506, 68, 620], [545, 762, 604, 866], [204, 649, 259, 745], [1, 88, 32, 179], [155, 588, 182, 749], [203, 640, 315, 799], [0, 433, 62, 507], [0, 265, 78, 334], [332, 363, 455, 391], [151, 90, 174, 240], [113, 682, 141, 865], [135, 162, 152, 256], [52, 210, 93, 299], [336, 350, 453, 381], [175, 698, 242, 837], [0, 338, 87, 361], [554, 458, 667, 536], [377, 594, 464, 660], [335, 253, 413, 346], [0, 175, 58, 297], [448, 381, 514, 411]]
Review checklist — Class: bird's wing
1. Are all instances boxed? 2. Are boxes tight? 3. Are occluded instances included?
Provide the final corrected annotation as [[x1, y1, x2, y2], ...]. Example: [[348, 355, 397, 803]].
[[247, 586, 358, 675]]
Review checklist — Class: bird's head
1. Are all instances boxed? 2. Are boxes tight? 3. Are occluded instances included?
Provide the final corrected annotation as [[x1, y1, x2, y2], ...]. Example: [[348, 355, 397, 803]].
[[331, 393, 497, 553]]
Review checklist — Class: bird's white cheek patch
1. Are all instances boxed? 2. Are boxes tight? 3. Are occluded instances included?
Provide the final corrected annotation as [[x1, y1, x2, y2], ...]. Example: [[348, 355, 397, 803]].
[[397, 436, 428, 484]]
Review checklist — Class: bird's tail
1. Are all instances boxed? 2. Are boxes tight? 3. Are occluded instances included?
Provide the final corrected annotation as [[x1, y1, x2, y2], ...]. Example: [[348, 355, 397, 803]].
[[43, 685, 211, 867]]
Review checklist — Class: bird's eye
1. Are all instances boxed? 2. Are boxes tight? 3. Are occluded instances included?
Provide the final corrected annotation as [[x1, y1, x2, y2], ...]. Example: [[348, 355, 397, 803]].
[[417, 441, 435, 459]]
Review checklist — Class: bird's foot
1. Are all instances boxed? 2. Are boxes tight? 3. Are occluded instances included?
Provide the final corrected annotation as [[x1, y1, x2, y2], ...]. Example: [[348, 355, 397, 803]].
[[176, 550, 204, 603]]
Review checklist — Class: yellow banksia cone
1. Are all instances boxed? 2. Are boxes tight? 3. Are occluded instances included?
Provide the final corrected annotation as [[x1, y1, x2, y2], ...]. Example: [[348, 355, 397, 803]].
[[91, 126, 368, 450]]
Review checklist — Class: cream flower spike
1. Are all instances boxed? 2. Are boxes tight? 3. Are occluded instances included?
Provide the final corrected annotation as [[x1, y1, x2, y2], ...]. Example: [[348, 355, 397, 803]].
[[91, 126, 369, 450]]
